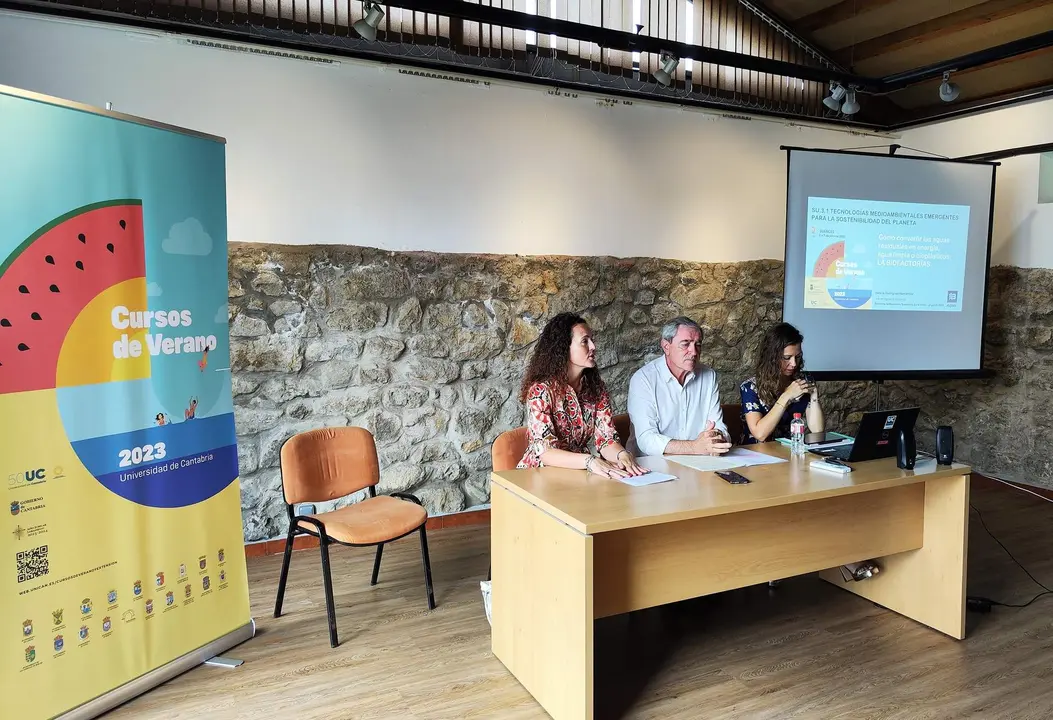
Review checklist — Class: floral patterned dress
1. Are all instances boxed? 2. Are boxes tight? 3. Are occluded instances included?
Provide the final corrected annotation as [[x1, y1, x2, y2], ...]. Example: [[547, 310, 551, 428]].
[[517, 381, 619, 468], [738, 375, 812, 444]]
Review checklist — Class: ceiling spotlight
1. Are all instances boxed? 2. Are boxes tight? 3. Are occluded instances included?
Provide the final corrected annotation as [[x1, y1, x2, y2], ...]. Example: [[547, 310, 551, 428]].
[[654, 52, 680, 88], [823, 82, 846, 112], [939, 71, 960, 102], [354, 1, 385, 42], [841, 87, 860, 116]]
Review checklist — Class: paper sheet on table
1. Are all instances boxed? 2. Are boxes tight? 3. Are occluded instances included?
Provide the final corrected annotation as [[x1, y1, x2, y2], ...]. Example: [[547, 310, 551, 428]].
[[665, 449, 788, 473], [911, 457, 938, 473], [664, 455, 748, 472], [618, 472, 678, 487], [724, 447, 788, 466]]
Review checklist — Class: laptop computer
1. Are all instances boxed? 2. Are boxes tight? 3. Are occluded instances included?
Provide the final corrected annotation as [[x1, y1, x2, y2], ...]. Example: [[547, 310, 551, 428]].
[[810, 407, 921, 463]]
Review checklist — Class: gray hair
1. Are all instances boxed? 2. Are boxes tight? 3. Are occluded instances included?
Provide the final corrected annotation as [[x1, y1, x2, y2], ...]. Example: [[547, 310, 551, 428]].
[[660, 316, 703, 343]]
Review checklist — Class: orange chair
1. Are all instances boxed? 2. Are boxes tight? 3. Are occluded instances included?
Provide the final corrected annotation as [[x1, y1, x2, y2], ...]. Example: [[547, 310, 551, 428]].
[[492, 427, 529, 473], [273, 427, 435, 648], [722, 403, 744, 445], [487, 427, 530, 581], [612, 413, 631, 447]]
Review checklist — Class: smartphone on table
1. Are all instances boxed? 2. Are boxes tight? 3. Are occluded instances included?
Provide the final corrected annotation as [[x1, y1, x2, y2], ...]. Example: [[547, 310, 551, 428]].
[[716, 470, 750, 485]]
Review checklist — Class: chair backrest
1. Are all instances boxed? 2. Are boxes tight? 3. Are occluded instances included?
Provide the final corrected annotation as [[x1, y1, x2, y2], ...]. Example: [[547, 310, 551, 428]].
[[280, 427, 380, 505], [722, 403, 744, 445], [612, 413, 631, 448], [492, 427, 530, 472]]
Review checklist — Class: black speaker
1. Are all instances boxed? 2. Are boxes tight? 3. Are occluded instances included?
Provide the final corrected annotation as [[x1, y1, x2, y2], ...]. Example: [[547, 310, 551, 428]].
[[936, 426, 954, 465], [897, 427, 917, 470]]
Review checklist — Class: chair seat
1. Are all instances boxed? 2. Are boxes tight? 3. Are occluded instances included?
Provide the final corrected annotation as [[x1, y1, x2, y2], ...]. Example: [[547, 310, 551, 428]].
[[299, 495, 427, 545]]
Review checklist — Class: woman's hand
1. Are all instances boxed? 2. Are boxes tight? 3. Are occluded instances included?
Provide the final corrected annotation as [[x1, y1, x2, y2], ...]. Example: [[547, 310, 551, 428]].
[[614, 450, 649, 477], [781, 378, 812, 404], [586, 456, 630, 479]]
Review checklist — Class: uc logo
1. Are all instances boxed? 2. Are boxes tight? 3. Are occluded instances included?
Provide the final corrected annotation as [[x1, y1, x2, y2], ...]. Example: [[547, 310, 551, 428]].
[[24, 469, 45, 481]]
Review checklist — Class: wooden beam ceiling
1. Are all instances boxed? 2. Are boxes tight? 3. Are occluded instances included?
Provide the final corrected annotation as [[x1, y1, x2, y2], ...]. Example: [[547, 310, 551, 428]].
[[794, 0, 898, 35], [761, 0, 1053, 121], [955, 43, 1053, 78], [831, 0, 1052, 65]]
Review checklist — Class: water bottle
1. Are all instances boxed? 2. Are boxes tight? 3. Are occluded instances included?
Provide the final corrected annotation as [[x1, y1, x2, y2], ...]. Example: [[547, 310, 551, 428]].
[[790, 413, 806, 455]]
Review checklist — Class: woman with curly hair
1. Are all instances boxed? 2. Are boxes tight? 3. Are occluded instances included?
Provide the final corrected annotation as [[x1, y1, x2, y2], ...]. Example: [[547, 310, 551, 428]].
[[517, 312, 647, 479], [739, 322, 825, 444]]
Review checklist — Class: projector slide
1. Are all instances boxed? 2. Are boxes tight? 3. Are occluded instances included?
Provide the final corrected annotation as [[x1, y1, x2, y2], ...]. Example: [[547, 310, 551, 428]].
[[803, 197, 970, 312]]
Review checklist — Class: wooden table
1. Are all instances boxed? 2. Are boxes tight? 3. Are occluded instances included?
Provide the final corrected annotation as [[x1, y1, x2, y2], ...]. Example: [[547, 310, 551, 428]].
[[489, 443, 971, 720]]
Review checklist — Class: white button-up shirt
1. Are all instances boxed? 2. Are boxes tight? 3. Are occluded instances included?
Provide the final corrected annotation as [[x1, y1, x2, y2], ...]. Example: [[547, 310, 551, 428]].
[[626, 356, 729, 457]]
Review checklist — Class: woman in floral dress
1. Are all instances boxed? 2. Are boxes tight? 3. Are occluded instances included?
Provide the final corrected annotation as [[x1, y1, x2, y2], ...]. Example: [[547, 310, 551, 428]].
[[517, 312, 647, 480]]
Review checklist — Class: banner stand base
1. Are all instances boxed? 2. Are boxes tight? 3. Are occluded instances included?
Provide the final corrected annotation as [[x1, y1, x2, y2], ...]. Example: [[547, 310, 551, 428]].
[[56, 619, 256, 720], [204, 656, 245, 669]]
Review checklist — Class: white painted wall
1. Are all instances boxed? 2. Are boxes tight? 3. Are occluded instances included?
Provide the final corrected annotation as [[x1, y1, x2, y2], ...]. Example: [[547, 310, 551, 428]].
[[0, 10, 881, 263], [902, 98, 1053, 269]]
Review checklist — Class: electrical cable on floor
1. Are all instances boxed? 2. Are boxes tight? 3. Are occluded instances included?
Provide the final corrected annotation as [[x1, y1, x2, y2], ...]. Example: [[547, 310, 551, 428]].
[[982, 474, 1053, 505], [966, 502, 1052, 612], [988, 590, 1051, 609]]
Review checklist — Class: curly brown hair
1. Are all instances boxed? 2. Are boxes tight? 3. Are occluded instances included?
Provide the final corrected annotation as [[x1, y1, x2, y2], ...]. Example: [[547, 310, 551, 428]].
[[752, 322, 805, 408], [518, 312, 605, 403]]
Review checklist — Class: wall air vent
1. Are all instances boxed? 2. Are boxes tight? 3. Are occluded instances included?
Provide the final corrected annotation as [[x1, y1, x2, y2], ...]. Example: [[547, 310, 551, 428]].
[[183, 38, 338, 66], [397, 68, 490, 88]]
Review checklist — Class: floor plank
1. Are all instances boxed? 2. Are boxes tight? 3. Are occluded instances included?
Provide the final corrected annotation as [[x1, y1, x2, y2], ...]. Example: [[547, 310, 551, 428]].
[[104, 482, 1053, 719]]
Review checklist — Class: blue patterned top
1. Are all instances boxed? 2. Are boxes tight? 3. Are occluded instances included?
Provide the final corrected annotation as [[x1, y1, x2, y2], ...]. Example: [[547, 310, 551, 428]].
[[738, 376, 812, 444]]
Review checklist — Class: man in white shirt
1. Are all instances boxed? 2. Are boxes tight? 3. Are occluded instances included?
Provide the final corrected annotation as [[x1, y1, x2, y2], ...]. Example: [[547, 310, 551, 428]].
[[626, 316, 733, 457]]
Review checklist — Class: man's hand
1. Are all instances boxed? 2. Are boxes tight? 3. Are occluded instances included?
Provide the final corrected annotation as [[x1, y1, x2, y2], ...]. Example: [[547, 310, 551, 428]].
[[693, 421, 732, 456]]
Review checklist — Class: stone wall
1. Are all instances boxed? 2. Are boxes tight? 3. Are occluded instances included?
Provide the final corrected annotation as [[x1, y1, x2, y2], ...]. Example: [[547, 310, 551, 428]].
[[229, 245, 1052, 542], [884, 266, 1053, 486]]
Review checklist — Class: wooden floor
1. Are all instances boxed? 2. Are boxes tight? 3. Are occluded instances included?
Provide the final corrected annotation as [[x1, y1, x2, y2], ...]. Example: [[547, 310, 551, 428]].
[[107, 481, 1053, 719]]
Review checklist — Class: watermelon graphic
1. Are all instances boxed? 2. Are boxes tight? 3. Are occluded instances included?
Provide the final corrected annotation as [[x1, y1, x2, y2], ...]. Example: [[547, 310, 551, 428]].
[[0, 200, 145, 395], [812, 240, 844, 278], [2, 200, 238, 508], [811, 239, 873, 309]]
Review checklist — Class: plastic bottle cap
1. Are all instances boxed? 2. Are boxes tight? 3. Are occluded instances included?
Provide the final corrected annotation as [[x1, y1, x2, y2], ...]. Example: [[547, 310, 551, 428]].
[[793, 413, 802, 419]]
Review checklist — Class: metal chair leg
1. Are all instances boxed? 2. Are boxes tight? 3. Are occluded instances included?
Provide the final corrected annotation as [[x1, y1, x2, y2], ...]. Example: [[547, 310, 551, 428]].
[[319, 534, 339, 648], [371, 544, 384, 586], [419, 526, 436, 610], [273, 527, 297, 618]]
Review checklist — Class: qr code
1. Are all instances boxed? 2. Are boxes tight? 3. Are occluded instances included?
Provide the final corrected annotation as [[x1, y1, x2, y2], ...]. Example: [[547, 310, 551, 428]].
[[17, 545, 48, 583]]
